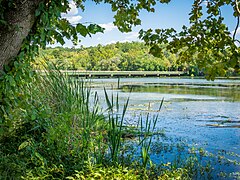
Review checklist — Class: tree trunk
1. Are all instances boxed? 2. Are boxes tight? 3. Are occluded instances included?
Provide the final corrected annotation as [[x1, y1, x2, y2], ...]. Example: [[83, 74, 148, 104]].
[[0, 0, 43, 70]]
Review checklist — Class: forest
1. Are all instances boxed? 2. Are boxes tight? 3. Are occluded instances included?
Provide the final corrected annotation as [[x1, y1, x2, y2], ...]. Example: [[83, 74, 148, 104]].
[[35, 42, 205, 76], [35, 41, 238, 77], [35, 42, 179, 71]]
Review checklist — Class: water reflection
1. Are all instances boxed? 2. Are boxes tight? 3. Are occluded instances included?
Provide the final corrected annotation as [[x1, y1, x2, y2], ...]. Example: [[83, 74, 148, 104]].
[[122, 84, 240, 102]]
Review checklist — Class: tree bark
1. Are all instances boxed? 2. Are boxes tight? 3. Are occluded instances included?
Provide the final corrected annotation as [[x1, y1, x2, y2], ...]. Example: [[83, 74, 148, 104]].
[[0, 0, 43, 70]]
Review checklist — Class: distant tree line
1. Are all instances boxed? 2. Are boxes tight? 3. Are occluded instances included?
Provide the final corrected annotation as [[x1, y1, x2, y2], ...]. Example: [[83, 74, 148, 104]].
[[34, 42, 235, 76]]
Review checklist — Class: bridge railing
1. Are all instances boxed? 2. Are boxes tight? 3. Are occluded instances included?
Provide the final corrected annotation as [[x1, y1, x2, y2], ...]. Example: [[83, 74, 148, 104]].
[[36, 70, 185, 77]]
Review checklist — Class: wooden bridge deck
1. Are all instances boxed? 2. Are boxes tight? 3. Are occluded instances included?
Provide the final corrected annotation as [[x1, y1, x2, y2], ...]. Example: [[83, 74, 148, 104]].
[[56, 70, 185, 77]]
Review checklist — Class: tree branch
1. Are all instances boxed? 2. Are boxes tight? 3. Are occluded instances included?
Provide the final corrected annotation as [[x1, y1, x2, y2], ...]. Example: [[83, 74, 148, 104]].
[[235, 39, 240, 44], [233, 16, 239, 41]]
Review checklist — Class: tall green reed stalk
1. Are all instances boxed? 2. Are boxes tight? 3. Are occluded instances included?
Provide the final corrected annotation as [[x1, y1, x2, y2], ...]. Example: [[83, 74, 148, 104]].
[[104, 87, 129, 163], [138, 98, 164, 168]]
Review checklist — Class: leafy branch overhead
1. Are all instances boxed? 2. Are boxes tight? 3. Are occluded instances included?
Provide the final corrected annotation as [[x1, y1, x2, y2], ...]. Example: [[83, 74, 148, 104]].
[[0, 0, 239, 79], [139, 0, 240, 79]]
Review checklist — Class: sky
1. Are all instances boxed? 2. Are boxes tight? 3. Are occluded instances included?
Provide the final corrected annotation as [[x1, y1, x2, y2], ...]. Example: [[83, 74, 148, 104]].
[[57, 0, 239, 48]]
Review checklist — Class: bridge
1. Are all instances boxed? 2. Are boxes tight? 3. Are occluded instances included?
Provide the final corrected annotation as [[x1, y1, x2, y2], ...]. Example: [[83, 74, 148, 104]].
[[55, 70, 185, 78]]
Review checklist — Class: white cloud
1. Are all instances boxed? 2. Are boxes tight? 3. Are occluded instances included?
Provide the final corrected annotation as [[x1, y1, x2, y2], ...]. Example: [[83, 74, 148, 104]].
[[105, 40, 131, 45], [68, 1, 78, 16], [66, 15, 82, 24], [231, 27, 240, 36], [124, 32, 139, 40], [61, 1, 82, 24], [230, 28, 240, 46], [106, 40, 117, 44], [235, 41, 240, 46], [235, 28, 240, 35], [99, 23, 117, 32], [119, 40, 130, 43], [62, 1, 78, 17]]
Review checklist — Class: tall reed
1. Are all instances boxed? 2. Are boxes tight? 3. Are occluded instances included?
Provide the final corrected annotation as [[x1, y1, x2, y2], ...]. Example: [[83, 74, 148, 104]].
[[104, 87, 130, 163], [3, 65, 108, 174], [138, 98, 164, 168], [36, 67, 106, 161]]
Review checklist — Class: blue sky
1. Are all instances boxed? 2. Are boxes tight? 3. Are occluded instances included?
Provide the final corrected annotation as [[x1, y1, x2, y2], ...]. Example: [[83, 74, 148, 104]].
[[58, 0, 239, 48]]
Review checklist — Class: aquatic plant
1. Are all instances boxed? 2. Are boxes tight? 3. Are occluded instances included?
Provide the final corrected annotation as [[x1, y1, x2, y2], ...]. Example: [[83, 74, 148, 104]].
[[138, 98, 164, 169]]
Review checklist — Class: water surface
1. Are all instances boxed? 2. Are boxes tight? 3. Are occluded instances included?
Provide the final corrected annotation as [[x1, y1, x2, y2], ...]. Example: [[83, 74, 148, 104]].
[[89, 77, 240, 178]]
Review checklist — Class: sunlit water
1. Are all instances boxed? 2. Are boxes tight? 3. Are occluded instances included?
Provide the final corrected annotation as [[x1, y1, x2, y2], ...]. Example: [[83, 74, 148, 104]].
[[87, 77, 240, 178]]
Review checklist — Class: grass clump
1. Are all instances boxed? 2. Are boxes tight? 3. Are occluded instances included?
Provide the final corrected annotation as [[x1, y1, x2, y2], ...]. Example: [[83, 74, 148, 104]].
[[0, 66, 107, 179]]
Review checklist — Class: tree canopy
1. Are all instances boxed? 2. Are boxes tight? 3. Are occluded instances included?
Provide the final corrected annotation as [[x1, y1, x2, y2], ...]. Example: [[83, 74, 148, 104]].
[[35, 42, 207, 76], [35, 42, 179, 71], [0, 0, 239, 79]]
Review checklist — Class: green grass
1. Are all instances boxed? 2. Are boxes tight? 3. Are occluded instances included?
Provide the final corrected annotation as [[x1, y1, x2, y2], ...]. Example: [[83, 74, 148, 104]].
[[0, 66, 107, 178]]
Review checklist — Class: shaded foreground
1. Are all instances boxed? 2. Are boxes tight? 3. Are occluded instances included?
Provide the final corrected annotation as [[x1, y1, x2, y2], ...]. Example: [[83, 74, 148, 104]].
[[0, 70, 239, 179]]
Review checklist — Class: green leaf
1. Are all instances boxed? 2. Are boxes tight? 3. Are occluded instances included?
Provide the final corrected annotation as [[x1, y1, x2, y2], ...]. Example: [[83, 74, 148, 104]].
[[35, 2, 44, 16], [0, 19, 7, 25], [35, 9, 41, 16], [31, 114, 36, 120], [159, 0, 171, 3], [76, 24, 88, 37], [88, 24, 104, 34], [55, 34, 65, 45], [149, 44, 162, 57], [8, 76, 16, 87], [18, 140, 31, 150]]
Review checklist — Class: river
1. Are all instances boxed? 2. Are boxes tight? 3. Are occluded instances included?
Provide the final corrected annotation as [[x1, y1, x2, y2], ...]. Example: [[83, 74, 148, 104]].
[[88, 77, 240, 179]]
